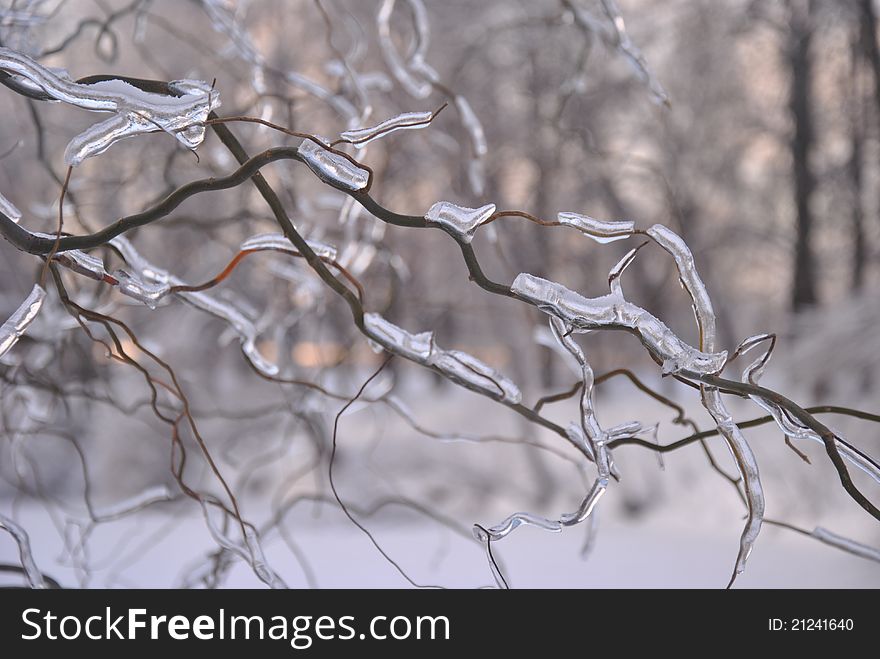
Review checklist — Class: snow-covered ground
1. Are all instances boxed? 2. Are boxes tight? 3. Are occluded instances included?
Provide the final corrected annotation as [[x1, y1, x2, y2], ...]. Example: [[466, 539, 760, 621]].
[[2, 371, 878, 588]]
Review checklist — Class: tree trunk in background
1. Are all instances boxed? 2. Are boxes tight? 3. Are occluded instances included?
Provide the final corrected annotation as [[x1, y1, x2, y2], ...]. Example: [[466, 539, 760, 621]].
[[859, 0, 880, 132], [850, 36, 866, 293], [788, 0, 818, 311]]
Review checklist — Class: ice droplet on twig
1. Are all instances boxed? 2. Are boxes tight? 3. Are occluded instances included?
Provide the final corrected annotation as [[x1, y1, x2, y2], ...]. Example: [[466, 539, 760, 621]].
[[297, 139, 370, 191], [339, 110, 433, 148], [557, 211, 634, 243], [424, 201, 495, 243], [0, 284, 45, 358]]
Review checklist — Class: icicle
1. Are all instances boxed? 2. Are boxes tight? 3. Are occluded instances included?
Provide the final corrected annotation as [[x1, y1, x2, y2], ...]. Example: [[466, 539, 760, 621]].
[[424, 201, 495, 243], [0, 284, 45, 358], [811, 527, 880, 563], [0, 514, 46, 588], [297, 139, 370, 191], [340, 110, 433, 148], [558, 212, 634, 243], [0, 191, 21, 223], [0, 48, 220, 165]]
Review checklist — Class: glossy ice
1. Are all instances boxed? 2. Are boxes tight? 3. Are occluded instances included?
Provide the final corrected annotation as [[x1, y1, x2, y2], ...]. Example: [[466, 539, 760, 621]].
[[424, 201, 495, 243]]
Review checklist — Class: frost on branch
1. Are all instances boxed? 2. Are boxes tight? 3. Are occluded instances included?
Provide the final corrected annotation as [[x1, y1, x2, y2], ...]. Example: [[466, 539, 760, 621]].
[[0, 47, 220, 164]]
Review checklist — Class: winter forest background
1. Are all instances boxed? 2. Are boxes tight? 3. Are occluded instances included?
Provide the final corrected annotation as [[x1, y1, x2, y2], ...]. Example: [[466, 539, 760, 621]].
[[0, 0, 879, 588]]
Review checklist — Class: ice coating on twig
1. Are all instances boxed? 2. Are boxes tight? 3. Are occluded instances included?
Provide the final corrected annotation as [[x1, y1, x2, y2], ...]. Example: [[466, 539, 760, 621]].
[[199, 499, 286, 589], [431, 349, 521, 403], [0, 513, 46, 588], [0, 284, 45, 358], [474, 480, 607, 542], [0, 191, 22, 223], [340, 110, 433, 148], [600, 0, 669, 105], [363, 313, 521, 403], [558, 212, 634, 244], [455, 96, 487, 157], [297, 139, 370, 191], [811, 527, 880, 563], [0, 48, 220, 165], [241, 233, 338, 261], [732, 335, 880, 484], [648, 222, 764, 581], [647, 224, 715, 350], [424, 201, 495, 243], [511, 273, 727, 374], [53, 249, 107, 280], [476, 512, 562, 540], [364, 313, 433, 362], [110, 237, 278, 376], [568, 0, 669, 106], [549, 316, 616, 482], [92, 485, 175, 522], [377, 0, 435, 99], [201, 0, 265, 67], [200, 0, 357, 122], [559, 479, 607, 525], [701, 387, 764, 580]]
